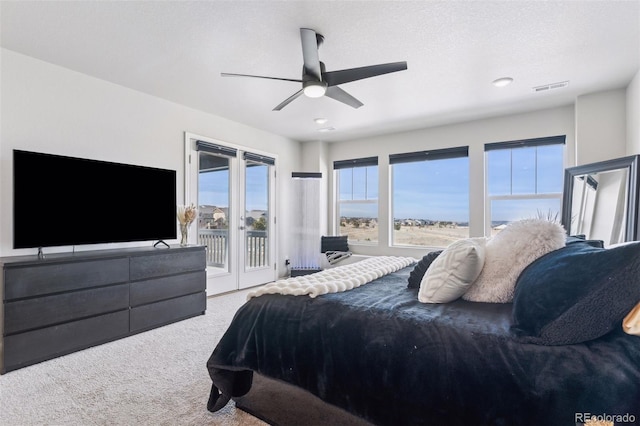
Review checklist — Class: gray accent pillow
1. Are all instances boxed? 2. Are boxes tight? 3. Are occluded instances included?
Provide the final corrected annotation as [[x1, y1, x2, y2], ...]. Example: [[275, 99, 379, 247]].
[[407, 250, 442, 289]]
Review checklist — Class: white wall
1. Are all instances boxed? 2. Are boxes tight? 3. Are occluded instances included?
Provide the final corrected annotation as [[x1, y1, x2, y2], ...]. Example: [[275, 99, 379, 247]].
[[3, 47, 635, 264], [327, 106, 576, 257], [627, 69, 640, 155], [322, 87, 633, 257], [575, 89, 627, 165], [0, 49, 301, 277]]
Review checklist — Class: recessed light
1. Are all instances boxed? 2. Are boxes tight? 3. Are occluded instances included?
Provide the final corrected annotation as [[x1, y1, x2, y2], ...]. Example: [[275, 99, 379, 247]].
[[492, 77, 514, 87], [314, 118, 328, 125]]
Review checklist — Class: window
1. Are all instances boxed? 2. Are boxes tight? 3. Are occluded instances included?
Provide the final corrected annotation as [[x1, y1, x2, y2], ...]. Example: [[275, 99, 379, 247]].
[[390, 147, 469, 247], [485, 136, 565, 235], [334, 157, 378, 243]]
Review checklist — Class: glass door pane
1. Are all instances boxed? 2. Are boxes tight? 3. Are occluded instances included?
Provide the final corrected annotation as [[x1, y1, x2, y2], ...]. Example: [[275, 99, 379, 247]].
[[244, 160, 269, 270], [198, 152, 230, 272]]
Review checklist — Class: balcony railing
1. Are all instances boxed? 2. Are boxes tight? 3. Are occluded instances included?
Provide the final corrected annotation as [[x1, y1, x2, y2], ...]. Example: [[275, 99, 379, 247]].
[[246, 230, 268, 268], [198, 229, 227, 267], [197, 229, 268, 268]]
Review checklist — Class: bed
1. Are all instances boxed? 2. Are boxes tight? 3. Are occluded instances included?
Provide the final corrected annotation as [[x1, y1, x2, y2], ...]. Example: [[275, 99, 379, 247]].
[[206, 231, 640, 425]]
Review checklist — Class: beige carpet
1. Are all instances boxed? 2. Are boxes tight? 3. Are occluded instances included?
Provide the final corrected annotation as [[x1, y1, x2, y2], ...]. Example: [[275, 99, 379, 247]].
[[0, 289, 267, 426]]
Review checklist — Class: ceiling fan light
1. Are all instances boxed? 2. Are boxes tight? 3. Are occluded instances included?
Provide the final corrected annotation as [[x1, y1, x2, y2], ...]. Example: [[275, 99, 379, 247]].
[[303, 81, 327, 98]]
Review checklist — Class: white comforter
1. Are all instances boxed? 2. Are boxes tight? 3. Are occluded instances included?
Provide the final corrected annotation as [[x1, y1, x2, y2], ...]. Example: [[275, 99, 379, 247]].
[[247, 256, 416, 299]]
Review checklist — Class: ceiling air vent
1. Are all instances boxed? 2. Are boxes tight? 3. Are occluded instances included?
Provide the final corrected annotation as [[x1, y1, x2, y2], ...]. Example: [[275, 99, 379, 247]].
[[532, 81, 569, 93]]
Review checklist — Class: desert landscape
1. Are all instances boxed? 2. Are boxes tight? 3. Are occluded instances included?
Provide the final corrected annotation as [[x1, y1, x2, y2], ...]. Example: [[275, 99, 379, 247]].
[[340, 223, 471, 247]]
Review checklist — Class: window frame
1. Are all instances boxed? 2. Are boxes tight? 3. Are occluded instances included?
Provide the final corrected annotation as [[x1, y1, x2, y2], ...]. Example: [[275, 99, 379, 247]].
[[389, 146, 470, 248], [334, 156, 379, 245], [484, 135, 566, 235]]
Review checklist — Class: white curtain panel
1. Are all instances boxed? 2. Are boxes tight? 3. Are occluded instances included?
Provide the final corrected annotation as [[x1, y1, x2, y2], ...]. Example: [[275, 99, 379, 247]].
[[291, 176, 321, 269]]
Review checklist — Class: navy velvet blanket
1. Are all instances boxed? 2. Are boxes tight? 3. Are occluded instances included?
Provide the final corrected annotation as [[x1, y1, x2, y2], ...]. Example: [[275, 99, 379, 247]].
[[207, 267, 640, 425]]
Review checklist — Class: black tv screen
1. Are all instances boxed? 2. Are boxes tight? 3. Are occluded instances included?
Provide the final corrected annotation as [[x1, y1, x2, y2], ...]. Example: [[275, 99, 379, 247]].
[[13, 150, 177, 249]]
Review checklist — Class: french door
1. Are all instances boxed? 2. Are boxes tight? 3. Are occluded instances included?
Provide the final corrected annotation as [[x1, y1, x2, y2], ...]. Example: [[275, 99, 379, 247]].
[[184, 134, 277, 295]]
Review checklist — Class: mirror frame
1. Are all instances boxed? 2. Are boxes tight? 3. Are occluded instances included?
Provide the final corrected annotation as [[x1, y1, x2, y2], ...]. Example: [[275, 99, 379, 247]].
[[562, 155, 640, 242]]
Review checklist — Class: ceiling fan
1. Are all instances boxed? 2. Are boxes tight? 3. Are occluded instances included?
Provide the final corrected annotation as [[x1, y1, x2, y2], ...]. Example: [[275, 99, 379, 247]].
[[221, 28, 408, 111]]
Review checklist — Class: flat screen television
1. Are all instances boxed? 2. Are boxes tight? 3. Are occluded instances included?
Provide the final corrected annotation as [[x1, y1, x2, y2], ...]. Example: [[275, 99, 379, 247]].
[[13, 149, 177, 249]]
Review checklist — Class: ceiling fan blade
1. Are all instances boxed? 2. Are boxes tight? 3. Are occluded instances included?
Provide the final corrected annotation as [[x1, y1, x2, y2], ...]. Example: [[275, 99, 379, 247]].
[[221, 72, 302, 83], [300, 28, 322, 81], [325, 86, 363, 109], [323, 61, 407, 86], [273, 89, 304, 111]]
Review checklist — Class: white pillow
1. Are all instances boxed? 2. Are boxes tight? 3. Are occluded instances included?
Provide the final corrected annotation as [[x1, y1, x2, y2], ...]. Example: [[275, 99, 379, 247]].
[[462, 219, 566, 303], [418, 237, 487, 303]]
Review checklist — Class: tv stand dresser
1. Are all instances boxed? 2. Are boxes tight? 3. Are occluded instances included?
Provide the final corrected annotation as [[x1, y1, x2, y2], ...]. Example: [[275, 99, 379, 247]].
[[0, 245, 206, 373]]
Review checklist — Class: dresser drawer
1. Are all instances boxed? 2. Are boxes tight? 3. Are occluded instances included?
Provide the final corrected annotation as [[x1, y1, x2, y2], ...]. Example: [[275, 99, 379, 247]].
[[129, 249, 206, 280], [130, 292, 206, 333], [4, 284, 129, 334], [4, 258, 129, 300], [130, 270, 205, 307], [3, 310, 129, 373]]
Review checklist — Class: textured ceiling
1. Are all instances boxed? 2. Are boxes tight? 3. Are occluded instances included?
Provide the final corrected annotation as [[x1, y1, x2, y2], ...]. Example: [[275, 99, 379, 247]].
[[1, 1, 639, 143]]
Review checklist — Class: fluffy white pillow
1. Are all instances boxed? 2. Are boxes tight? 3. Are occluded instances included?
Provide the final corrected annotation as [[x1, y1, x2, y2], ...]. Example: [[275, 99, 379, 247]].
[[418, 237, 487, 303], [462, 219, 566, 303]]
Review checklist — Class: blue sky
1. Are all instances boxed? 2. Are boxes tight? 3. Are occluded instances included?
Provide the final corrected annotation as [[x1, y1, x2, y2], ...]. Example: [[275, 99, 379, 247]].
[[339, 145, 564, 223], [198, 164, 268, 212], [200, 145, 564, 223], [486, 145, 563, 221], [391, 157, 469, 222]]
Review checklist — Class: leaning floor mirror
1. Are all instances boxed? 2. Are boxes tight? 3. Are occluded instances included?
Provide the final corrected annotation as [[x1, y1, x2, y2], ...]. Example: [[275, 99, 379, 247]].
[[562, 155, 639, 246]]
